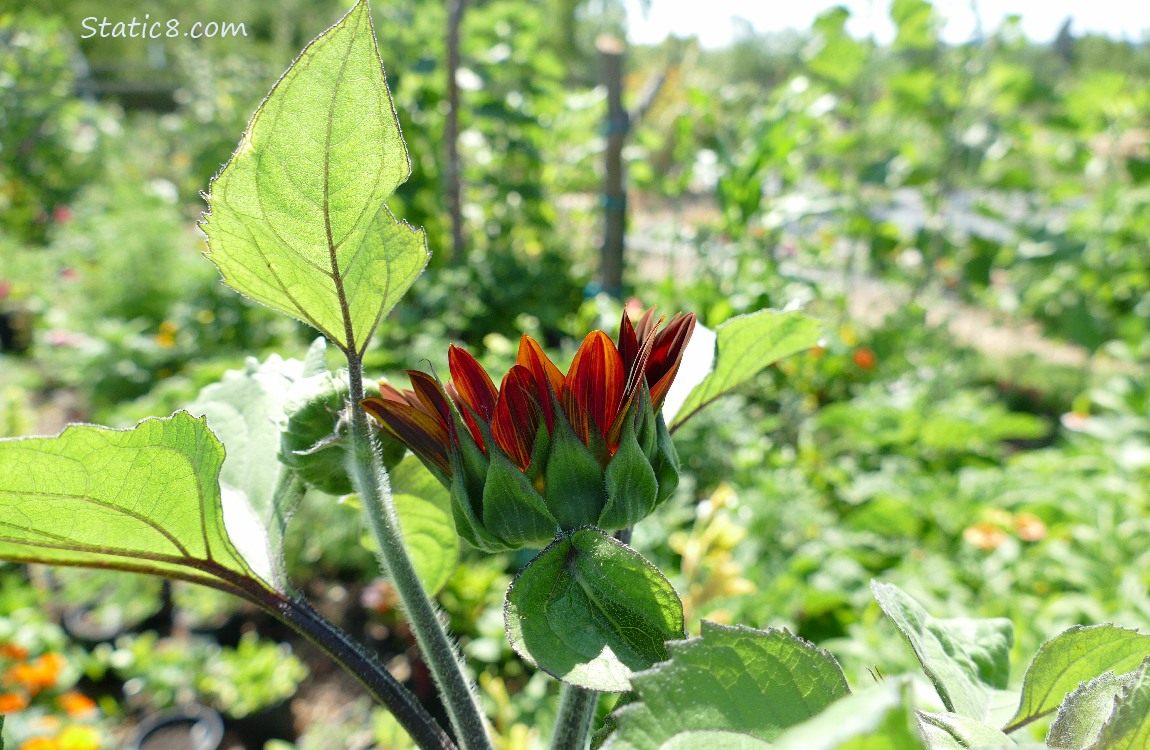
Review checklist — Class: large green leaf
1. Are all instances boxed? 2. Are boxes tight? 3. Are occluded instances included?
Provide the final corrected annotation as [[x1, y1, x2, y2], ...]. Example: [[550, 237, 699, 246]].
[[1005, 625, 1150, 734], [1090, 658, 1150, 749], [0, 413, 275, 597], [602, 622, 851, 749], [1047, 671, 1135, 749], [773, 681, 924, 750], [667, 310, 821, 431], [201, 0, 428, 355], [504, 528, 684, 692], [872, 582, 1014, 722]]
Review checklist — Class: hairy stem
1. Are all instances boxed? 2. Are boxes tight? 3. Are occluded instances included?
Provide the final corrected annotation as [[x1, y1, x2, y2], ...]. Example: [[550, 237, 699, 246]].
[[550, 683, 599, 750], [345, 352, 494, 750]]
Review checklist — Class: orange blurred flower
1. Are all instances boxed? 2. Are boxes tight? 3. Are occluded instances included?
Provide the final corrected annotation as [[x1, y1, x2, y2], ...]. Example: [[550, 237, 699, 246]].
[[852, 347, 877, 370], [963, 521, 1008, 551], [58, 725, 101, 750], [58, 691, 97, 718], [19, 738, 59, 750], [0, 642, 30, 661], [0, 690, 29, 713], [5, 653, 66, 694], [1014, 513, 1048, 542]]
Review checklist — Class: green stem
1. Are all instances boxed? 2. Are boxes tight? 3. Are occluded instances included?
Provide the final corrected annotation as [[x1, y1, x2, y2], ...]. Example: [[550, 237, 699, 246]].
[[550, 683, 599, 750], [345, 352, 494, 750]]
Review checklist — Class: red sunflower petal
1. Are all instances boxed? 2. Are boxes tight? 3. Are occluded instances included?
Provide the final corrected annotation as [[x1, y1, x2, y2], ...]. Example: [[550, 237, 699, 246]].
[[448, 345, 498, 422], [562, 330, 625, 445], [646, 312, 696, 410], [406, 370, 455, 427], [361, 397, 452, 477], [491, 365, 544, 471], [445, 381, 486, 452], [618, 312, 641, 376], [516, 335, 564, 429]]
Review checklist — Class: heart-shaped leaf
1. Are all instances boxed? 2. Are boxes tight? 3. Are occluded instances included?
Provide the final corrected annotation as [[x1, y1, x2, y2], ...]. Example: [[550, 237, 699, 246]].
[[1005, 624, 1150, 734], [0, 412, 275, 598], [602, 621, 851, 749], [666, 309, 821, 431], [872, 581, 1014, 722], [504, 528, 684, 692], [201, 0, 428, 356]]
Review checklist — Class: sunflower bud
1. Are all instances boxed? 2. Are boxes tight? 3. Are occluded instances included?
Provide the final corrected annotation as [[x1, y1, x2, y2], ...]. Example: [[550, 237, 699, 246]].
[[362, 309, 695, 552]]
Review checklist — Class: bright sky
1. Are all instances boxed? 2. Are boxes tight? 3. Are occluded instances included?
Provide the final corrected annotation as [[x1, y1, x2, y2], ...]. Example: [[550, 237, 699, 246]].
[[626, 0, 1150, 47]]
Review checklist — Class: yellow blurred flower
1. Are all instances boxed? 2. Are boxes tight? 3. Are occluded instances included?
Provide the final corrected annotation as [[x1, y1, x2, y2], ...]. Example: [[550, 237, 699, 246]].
[[58, 725, 101, 750]]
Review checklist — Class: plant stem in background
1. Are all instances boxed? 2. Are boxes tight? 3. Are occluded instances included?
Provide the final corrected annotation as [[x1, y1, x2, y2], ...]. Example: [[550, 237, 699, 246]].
[[550, 683, 599, 750], [445, 0, 466, 262], [345, 351, 494, 750]]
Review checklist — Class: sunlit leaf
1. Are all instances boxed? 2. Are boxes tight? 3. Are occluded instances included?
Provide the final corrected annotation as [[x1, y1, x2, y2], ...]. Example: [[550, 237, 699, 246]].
[[1005, 624, 1150, 733], [774, 681, 924, 750], [916, 710, 1011, 749], [0, 413, 276, 597], [872, 581, 1013, 722], [668, 310, 821, 431], [504, 528, 684, 692], [602, 621, 850, 749], [201, 0, 428, 355]]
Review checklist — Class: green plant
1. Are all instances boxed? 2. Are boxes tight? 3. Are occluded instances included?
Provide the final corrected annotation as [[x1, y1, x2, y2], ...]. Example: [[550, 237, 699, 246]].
[[198, 632, 308, 718]]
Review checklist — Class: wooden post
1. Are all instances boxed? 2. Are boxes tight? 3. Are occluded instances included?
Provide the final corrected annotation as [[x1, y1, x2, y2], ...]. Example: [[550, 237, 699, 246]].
[[445, 0, 466, 263], [598, 35, 628, 298]]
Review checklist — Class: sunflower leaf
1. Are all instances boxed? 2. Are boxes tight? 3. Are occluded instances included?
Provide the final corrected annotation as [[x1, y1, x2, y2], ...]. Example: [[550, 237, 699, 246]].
[[0, 412, 278, 598], [667, 309, 821, 431], [201, 0, 427, 355], [504, 528, 684, 692]]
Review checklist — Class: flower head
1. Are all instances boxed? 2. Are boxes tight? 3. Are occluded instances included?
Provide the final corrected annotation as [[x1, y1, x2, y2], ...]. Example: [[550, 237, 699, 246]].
[[363, 309, 696, 551]]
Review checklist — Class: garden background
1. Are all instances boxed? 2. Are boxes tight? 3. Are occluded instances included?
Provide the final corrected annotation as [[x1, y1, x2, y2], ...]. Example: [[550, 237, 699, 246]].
[[1, 0, 1149, 747]]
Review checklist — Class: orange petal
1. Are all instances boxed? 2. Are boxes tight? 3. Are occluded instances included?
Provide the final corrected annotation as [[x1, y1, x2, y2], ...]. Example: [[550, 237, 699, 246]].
[[516, 335, 564, 429], [491, 365, 544, 471], [362, 396, 452, 476], [448, 345, 498, 422], [563, 330, 625, 445]]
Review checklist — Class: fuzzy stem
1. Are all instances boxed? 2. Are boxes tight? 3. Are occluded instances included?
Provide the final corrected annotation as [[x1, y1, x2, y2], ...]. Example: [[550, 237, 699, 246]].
[[550, 683, 599, 750], [345, 351, 494, 750]]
